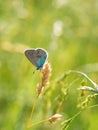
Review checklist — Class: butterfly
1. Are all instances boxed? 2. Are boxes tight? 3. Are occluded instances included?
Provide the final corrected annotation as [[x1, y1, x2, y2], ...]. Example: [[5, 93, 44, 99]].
[[24, 48, 48, 70]]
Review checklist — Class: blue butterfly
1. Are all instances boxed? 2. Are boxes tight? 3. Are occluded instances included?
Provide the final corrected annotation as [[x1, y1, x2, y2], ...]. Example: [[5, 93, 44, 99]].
[[24, 48, 48, 70]]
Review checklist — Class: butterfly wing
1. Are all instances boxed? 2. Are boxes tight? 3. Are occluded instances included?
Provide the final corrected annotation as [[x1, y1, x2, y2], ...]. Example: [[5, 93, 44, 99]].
[[24, 48, 48, 69]]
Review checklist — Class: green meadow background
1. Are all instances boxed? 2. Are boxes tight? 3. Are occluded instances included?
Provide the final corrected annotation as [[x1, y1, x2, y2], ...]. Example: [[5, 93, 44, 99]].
[[0, 0, 98, 130]]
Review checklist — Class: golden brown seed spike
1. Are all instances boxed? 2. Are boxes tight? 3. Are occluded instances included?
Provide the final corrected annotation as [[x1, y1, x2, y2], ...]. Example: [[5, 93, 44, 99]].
[[41, 62, 51, 86], [37, 62, 52, 96], [48, 114, 62, 123]]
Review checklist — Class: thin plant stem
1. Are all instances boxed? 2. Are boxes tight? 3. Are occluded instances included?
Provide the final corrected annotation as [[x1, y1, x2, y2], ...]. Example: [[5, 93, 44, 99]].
[[26, 97, 38, 129], [28, 118, 49, 128], [67, 70, 98, 88], [61, 103, 98, 130], [86, 104, 98, 109]]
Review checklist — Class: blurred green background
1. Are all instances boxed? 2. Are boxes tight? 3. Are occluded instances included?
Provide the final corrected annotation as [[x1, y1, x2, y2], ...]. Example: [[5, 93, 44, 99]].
[[0, 0, 98, 130]]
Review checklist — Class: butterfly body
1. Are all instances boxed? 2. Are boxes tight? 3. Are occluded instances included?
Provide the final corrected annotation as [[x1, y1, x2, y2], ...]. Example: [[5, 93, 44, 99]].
[[24, 48, 48, 70]]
